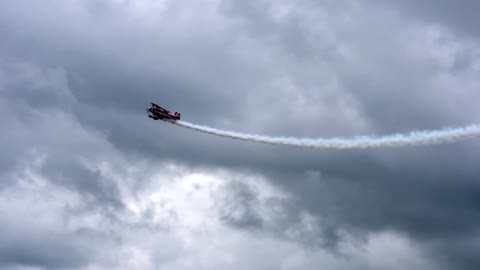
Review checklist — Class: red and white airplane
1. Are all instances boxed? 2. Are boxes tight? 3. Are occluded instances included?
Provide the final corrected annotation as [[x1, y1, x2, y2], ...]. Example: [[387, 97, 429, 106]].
[[147, 102, 181, 121]]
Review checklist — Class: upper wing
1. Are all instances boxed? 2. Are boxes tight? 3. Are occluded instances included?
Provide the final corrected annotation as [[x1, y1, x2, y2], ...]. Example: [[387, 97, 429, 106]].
[[151, 103, 169, 112]]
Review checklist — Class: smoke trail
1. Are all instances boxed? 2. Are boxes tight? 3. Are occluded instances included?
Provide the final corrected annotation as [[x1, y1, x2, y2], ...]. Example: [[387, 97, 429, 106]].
[[171, 121, 480, 149]]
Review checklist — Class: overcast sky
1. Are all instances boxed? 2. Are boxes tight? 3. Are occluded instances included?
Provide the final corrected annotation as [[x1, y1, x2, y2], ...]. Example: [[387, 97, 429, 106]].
[[1, 1, 480, 269]]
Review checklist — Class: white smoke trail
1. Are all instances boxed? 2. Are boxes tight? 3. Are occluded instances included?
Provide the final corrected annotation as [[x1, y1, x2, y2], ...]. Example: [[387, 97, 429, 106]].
[[170, 121, 480, 149]]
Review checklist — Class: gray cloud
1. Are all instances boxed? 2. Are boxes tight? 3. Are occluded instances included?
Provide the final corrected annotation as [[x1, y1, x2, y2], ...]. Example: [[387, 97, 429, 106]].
[[375, 0, 480, 39], [1, 0, 480, 269], [41, 157, 123, 209], [217, 181, 264, 229], [0, 223, 93, 269]]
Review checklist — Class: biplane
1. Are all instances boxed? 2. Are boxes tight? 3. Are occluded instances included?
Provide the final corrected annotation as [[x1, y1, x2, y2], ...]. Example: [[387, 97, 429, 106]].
[[147, 103, 181, 121]]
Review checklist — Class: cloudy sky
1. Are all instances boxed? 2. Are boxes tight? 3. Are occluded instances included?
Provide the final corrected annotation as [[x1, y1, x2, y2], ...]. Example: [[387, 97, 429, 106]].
[[1, 1, 480, 269]]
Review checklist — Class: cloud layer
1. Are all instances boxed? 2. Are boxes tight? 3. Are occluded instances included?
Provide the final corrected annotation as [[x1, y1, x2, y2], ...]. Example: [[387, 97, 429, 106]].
[[1, 1, 480, 269]]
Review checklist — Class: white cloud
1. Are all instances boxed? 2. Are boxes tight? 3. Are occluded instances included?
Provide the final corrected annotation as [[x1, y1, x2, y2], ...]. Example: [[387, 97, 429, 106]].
[[1, 148, 435, 270]]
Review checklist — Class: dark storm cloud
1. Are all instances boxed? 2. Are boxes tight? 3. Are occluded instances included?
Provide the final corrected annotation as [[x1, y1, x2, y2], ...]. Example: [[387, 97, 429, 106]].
[[432, 235, 480, 270], [1, 0, 480, 269]]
